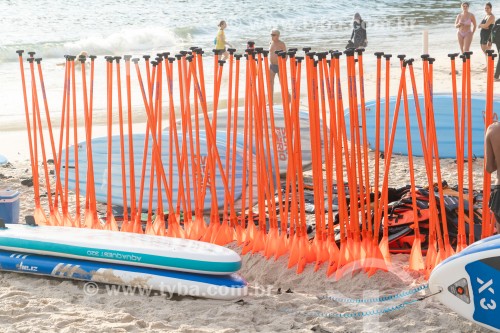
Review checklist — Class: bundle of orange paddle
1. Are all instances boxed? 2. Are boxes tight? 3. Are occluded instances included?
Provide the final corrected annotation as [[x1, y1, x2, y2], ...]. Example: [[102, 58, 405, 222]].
[[16, 46, 497, 278]]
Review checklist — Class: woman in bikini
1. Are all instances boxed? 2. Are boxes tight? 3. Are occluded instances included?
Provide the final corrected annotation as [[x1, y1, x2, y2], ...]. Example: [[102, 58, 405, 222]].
[[455, 2, 477, 53], [479, 2, 495, 68]]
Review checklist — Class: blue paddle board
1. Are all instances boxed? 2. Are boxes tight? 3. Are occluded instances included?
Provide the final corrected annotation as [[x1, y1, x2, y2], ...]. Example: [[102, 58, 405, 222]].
[[0, 154, 7, 166], [346, 94, 499, 158], [0, 250, 247, 300], [168, 105, 327, 175], [60, 132, 244, 211]]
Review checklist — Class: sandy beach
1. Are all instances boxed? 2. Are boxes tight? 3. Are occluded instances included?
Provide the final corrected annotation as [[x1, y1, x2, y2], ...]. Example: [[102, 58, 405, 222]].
[[0, 154, 490, 333], [0, 47, 496, 333]]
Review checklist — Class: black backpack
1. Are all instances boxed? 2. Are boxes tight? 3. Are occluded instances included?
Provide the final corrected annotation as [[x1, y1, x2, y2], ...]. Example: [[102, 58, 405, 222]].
[[491, 18, 500, 45]]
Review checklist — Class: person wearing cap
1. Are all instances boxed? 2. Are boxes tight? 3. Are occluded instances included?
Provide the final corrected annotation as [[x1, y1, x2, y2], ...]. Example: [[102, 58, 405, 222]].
[[269, 29, 287, 100]]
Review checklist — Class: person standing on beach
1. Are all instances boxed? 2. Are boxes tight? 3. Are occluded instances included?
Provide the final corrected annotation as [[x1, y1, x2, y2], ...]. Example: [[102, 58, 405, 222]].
[[269, 29, 287, 100], [490, 17, 500, 80], [348, 13, 368, 49], [485, 121, 500, 234], [215, 20, 232, 60], [455, 2, 477, 53], [479, 2, 495, 69]]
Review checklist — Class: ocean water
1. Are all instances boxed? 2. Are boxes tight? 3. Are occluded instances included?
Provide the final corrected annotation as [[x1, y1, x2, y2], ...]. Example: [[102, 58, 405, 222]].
[[0, 0, 485, 130]]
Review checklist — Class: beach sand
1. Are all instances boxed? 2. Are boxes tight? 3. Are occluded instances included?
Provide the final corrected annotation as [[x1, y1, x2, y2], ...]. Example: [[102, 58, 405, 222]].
[[0, 52, 495, 332]]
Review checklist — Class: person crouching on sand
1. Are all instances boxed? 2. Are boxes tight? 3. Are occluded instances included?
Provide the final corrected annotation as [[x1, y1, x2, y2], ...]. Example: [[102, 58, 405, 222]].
[[455, 1, 477, 53], [485, 121, 500, 234]]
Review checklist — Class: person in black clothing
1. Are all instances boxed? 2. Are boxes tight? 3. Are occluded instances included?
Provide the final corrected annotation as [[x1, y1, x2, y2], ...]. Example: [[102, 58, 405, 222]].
[[479, 2, 495, 69], [490, 17, 500, 80], [347, 13, 367, 49]]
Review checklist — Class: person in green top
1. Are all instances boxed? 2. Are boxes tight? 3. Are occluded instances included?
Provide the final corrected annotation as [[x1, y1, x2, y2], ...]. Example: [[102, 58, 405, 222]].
[[215, 20, 232, 60]]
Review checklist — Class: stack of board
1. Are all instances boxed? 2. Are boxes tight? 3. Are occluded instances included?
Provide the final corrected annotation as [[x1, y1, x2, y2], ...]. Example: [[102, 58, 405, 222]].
[[429, 235, 500, 332], [61, 105, 326, 211], [60, 133, 245, 211], [0, 224, 247, 300], [346, 93, 499, 158]]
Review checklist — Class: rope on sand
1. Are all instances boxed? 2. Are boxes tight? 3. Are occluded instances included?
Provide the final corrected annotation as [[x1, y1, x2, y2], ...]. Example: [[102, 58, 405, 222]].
[[281, 286, 441, 318], [317, 284, 429, 303]]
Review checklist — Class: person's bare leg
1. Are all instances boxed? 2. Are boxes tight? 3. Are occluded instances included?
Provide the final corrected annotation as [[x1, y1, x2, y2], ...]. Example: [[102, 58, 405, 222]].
[[496, 215, 500, 235], [269, 70, 276, 102], [464, 32, 473, 52], [278, 75, 291, 103], [457, 32, 465, 53], [481, 44, 489, 69]]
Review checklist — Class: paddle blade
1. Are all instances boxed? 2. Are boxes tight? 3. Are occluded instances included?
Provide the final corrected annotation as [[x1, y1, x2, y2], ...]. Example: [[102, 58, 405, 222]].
[[425, 241, 438, 275], [296, 237, 309, 274], [62, 212, 74, 228], [264, 228, 279, 259], [34, 207, 48, 226], [104, 214, 119, 232], [251, 229, 266, 253], [409, 237, 425, 272], [214, 223, 233, 246], [378, 236, 391, 266], [287, 235, 300, 269], [153, 215, 166, 236], [274, 233, 288, 260]]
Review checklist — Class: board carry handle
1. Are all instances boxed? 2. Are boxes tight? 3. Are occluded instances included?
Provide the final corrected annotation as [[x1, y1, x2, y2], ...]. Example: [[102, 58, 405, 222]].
[[25, 215, 37, 226]]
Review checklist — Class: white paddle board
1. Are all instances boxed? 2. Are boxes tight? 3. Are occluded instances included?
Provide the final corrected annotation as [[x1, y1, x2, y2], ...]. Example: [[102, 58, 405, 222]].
[[429, 236, 500, 332], [0, 224, 241, 275]]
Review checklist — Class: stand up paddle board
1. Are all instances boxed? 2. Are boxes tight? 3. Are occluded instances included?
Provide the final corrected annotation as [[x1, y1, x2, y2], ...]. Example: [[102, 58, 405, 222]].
[[60, 132, 244, 211], [0, 224, 241, 275], [429, 236, 500, 332], [0, 154, 7, 166], [0, 250, 247, 300], [347, 93, 499, 158]]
